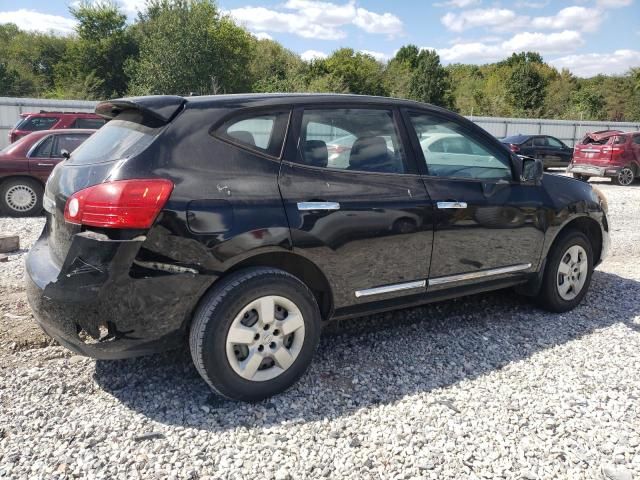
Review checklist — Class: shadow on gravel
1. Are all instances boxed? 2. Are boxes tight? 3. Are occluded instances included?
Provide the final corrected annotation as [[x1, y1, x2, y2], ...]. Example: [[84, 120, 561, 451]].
[[93, 270, 640, 432]]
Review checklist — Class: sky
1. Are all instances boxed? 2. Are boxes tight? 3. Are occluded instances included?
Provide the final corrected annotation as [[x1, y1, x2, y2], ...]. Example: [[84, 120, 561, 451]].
[[0, 0, 639, 77]]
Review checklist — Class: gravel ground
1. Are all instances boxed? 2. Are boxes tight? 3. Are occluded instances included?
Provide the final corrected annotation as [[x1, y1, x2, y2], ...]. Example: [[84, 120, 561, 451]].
[[1, 177, 639, 479]]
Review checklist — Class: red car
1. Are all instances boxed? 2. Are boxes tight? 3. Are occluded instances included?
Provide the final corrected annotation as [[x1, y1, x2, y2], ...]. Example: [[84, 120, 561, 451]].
[[568, 130, 640, 186], [8, 111, 106, 144], [0, 129, 95, 216]]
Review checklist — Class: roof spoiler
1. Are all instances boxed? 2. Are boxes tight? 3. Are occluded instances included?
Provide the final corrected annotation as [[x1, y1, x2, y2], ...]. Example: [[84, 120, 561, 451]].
[[95, 95, 186, 123]]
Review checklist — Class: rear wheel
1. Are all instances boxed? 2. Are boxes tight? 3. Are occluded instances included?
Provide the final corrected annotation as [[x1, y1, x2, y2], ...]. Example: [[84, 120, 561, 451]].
[[0, 178, 43, 217], [189, 267, 321, 401], [612, 167, 634, 186], [536, 230, 593, 312]]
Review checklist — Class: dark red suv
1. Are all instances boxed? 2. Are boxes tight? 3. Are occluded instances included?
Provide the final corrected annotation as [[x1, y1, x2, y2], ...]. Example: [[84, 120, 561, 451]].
[[0, 129, 95, 216], [569, 130, 640, 186], [8, 111, 106, 144]]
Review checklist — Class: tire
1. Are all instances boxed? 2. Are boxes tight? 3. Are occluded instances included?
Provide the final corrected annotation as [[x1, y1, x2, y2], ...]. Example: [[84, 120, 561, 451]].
[[535, 229, 593, 313], [612, 167, 634, 186], [189, 267, 321, 402], [572, 173, 590, 182], [0, 178, 43, 217]]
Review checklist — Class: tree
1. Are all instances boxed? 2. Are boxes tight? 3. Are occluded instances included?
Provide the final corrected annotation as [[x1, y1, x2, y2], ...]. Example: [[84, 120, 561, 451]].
[[543, 69, 578, 119], [249, 38, 305, 92], [314, 48, 387, 96], [409, 49, 451, 107], [571, 87, 606, 120], [54, 1, 136, 99], [505, 60, 547, 115], [128, 0, 253, 95]]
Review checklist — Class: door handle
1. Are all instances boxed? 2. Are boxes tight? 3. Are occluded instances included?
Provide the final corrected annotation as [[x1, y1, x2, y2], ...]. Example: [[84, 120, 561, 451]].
[[37, 163, 54, 167], [297, 201, 340, 211], [437, 201, 467, 209]]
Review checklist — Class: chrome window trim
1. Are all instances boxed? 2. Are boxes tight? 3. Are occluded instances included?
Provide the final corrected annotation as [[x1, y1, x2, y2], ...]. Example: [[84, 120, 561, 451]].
[[428, 263, 532, 286], [355, 280, 426, 298]]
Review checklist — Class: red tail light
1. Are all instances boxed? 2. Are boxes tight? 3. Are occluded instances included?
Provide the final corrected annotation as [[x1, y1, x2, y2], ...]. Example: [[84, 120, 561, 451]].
[[64, 179, 174, 229], [509, 144, 520, 153]]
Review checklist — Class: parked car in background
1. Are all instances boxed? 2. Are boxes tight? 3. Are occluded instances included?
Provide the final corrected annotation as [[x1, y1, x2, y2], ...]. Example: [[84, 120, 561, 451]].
[[8, 111, 106, 144], [500, 134, 574, 169], [0, 129, 96, 216], [568, 130, 640, 186], [25, 94, 608, 402]]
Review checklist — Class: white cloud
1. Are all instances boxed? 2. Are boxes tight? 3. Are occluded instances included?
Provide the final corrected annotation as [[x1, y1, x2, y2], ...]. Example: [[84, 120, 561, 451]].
[[228, 1, 403, 40], [503, 30, 584, 53], [441, 8, 520, 32], [514, 0, 549, 8], [531, 6, 602, 33], [359, 49, 389, 62], [253, 32, 274, 41], [596, 0, 633, 6], [301, 50, 328, 61], [0, 9, 77, 35], [433, 0, 482, 8], [550, 49, 640, 77], [117, 0, 147, 17]]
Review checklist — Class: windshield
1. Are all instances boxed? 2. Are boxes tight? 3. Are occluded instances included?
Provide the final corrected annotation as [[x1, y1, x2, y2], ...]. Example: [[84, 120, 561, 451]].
[[67, 111, 163, 165]]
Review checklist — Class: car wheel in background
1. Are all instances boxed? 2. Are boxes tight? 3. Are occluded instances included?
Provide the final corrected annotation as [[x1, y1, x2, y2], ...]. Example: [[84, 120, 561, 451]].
[[0, 178, 43, 217], [572, 173, 590, 182], [536, 229, 593, 313], [189, 267, 321, 401], [613, 167, 634, 186]]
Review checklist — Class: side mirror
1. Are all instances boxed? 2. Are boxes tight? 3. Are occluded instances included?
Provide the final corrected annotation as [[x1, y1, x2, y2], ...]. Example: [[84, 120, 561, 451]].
[[61, 149, 70, 160], [520, 156, 543, 184]]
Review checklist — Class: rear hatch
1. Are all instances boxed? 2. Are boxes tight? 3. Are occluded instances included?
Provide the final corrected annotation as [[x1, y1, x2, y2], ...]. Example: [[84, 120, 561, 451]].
[[43, 96, 185, 264], [572, 130, 624, 166]]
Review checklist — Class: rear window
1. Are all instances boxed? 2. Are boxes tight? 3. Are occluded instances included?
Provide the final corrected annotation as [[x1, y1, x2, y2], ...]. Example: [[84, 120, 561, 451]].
[[213, 110, 290, 157], [16, 116, 58, 131], [67, 111, 162, 165], [71, 118, 106, 129]]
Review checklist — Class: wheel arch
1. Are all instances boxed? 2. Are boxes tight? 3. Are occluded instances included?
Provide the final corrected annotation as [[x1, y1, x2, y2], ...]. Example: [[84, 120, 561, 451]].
[[0, 174, 45, 190], [225, 251, 334, 321], [550, 215, 603, 266]]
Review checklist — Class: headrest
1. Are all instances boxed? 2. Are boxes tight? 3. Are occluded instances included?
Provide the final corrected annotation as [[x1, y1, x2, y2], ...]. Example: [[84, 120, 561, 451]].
[[303, 140, 328, 168], [228, 130, 256, 147], [349, 136, 391, 171]]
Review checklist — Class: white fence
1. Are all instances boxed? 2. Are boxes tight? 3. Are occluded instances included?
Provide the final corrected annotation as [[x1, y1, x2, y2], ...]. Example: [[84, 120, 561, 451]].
[[1, 96, 640, 149], [0, 97, 98, 149]]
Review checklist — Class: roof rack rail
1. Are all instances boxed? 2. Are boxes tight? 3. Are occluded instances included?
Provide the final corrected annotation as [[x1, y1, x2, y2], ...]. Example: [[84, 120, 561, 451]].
[[37, 110, 93, 114]]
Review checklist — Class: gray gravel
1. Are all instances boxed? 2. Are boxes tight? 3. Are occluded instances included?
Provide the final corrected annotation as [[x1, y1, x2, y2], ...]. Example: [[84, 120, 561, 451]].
[[1, 177, 640, 479]]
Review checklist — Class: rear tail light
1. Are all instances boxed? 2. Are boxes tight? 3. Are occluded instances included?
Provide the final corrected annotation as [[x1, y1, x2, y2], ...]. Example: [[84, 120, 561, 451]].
[[508, 144, 520, 153], [64, 179, 174, 229]]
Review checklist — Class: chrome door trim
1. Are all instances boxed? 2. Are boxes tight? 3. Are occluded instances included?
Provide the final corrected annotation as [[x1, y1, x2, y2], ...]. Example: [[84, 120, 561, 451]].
[[436, 201, 467, 209], [297, 201, 340, 211], [37, 163, 54, 167], [355, 280, 426, 298], [428, 263, 532, 286]]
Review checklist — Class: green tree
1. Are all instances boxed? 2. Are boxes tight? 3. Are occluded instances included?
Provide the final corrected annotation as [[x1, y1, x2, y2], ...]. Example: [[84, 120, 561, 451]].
[[54, 1, 136, 99], [128, 0, 253, 95], [313, 48, 387, 96], [249, 38, 305, 92], [409, 49, 451, 107], [543, 69, 578, 119], [505, 60, 547, 115], [571, 87, 606, 120]]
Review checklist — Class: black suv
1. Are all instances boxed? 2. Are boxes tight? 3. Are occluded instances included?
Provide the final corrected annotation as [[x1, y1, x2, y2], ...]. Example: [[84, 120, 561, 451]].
[[26, 94, 609, 401]]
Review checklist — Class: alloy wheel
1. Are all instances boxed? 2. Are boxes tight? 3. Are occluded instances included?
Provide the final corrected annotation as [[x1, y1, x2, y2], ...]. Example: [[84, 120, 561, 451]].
[[5, 184, 37, 213], [225, 295, 305, 382], [617, 168, 634, 186], [556, 245, 588, 301]]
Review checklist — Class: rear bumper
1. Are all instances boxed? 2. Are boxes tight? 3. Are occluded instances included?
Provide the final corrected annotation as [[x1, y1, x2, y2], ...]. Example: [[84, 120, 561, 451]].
[[567, 164, 621, 177], [25, 226, 210, 359]]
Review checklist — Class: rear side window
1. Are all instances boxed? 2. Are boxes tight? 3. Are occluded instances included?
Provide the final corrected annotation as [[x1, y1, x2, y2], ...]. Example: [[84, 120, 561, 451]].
[[71, 118, 106, 129], [67, 111, 161, 165], [298, 108, 406, 174], [53, 134, 90, 157], [214, 111, 290, 157], [17, 116, 58, 131]]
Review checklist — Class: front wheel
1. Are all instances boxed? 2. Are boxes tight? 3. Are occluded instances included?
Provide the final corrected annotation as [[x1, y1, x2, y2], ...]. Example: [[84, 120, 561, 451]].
[[189, 268, 321, 401], [612, 167, 635, 186], [0, 178, 43, 216], [536, 230, 593, 312]]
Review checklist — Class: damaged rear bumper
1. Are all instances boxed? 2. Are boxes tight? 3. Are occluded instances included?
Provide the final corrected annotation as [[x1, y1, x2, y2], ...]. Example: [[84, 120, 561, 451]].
[[25, 227, 211, 359], [567, 164, 622, 177]]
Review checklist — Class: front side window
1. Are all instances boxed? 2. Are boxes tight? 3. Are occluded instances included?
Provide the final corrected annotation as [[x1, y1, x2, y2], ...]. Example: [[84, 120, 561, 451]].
[[17, 116, 58, 131], [299, 108, 406, 174], [547, 137, 563, 148], [31, 136, 54, 157], [215, 111, 290, 157], [409, 112, 512, 181], [533, 137, 547, 147], [53, 134, 90, 157]]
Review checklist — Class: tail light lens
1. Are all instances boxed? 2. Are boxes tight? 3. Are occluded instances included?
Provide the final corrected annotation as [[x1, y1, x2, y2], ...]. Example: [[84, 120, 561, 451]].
[[64, 179, 174, 229], [509, 144, 520, 153]]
